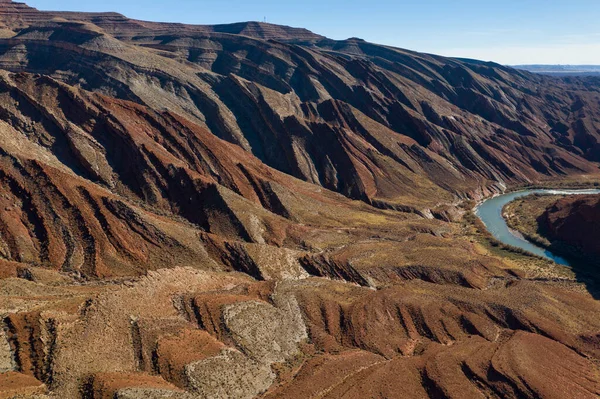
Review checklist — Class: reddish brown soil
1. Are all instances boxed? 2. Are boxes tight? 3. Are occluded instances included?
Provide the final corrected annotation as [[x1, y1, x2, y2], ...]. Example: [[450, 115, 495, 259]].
[[0, 1, 599, 398], [0, 371, 46, 398]]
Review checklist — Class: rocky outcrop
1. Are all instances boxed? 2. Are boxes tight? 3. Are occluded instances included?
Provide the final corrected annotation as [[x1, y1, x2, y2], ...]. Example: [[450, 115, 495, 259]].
[[0, 2, 599, 398], [541, 195, 600, 260]]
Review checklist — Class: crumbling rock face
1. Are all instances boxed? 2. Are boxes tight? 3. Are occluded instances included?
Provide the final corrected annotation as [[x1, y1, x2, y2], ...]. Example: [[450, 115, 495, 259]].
[[185, 348, 275, 399], [223, 300, 307, 364]]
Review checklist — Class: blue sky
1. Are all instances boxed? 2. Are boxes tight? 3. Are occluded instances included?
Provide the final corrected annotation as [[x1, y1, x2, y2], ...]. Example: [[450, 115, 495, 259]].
[[26, 0, 600, 64]]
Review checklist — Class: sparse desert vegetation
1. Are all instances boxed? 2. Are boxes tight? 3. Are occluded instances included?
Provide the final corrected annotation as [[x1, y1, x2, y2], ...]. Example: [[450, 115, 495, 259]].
[[0, 0, 600, 398]]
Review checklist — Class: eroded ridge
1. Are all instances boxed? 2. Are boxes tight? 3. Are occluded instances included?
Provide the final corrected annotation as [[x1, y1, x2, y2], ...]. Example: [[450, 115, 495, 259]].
[[0, 1, 599, 398]]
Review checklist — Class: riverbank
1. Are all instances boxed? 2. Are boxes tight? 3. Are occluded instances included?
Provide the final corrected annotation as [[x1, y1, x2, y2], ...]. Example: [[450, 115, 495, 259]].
[[474, 189, 600, 266], [505, 194, 600, 269], [503, 194, 561, 248]]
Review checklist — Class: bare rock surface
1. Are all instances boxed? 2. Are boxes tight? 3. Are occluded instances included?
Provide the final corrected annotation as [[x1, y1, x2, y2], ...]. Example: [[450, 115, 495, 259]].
[[185, 348, 275, 399]]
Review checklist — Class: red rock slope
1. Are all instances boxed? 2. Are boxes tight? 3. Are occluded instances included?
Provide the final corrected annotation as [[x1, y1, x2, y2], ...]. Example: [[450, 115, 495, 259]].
[[0, 2, 599, 399], [541, 194, 600, 258]]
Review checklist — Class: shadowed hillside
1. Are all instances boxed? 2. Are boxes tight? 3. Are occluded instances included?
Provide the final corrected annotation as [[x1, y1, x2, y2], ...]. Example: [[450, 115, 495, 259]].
[[542, 195, 600, 258], [0, 1, 599, 398]]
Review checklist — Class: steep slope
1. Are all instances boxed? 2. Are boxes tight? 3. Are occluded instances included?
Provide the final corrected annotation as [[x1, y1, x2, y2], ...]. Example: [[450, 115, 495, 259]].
[[541, 195, 600, 259], [0, 5, 597, 209], [0, 71, 427, 280], [0, 2, 600, 399]]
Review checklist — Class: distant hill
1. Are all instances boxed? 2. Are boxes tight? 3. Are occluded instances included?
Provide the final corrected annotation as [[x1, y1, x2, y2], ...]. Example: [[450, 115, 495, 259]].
[[513, 65, 600, 76]]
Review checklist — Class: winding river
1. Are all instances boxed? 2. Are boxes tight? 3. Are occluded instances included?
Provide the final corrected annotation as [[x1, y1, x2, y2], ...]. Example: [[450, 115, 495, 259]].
[[475, 189, 600, 266]]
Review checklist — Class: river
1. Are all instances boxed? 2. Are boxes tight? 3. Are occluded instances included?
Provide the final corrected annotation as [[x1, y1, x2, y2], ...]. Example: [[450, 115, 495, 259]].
[[475, 189, 600, 266]]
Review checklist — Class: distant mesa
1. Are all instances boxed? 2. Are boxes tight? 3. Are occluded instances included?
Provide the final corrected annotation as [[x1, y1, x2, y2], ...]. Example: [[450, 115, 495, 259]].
[[0, 0, 324, 42], [206, 21, 324, 41]]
